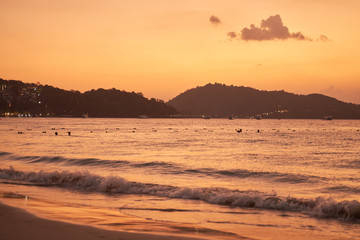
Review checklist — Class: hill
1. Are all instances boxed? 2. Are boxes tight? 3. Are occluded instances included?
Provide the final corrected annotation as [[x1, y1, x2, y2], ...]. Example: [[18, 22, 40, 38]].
[[0, 78, 177, 117], [168, 83, 360, 119]]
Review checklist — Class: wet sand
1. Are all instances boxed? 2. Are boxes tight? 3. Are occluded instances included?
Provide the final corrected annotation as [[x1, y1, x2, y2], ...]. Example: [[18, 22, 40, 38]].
[[0, 201, 206, 240]]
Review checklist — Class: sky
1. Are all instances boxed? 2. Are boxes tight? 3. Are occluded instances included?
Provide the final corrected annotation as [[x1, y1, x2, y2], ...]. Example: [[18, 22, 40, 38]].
[[1, 0, 360, 103]]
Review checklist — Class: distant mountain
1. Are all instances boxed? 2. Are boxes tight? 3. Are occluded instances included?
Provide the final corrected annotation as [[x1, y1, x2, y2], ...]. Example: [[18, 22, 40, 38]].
[[0, 78, 177, 117], [168, 83, 360, 119]]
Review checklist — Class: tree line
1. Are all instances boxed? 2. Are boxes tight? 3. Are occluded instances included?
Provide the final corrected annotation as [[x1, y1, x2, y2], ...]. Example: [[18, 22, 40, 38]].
[[0, 79, 177, 117]]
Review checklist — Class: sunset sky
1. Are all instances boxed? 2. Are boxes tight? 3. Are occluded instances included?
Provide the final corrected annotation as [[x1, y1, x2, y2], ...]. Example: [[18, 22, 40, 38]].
[[1, 0, 360, 103]]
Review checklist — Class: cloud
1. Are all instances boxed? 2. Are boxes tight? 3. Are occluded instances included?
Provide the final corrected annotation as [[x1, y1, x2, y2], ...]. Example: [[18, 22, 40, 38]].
[[322, 85, 343, 95], [230, 14, 311, 41], [209, 15, 221, 25], [317, 34, 330, 42], [227, 31, 238, 39]]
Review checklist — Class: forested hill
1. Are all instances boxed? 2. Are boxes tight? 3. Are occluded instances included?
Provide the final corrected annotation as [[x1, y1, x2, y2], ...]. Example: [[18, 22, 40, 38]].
[[168, 83, 360, 119], [0, 78, 177, 117]]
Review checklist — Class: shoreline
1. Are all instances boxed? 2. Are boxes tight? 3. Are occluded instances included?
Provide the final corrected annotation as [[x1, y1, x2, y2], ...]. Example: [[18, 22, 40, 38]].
[[0, 201, 210, 240]]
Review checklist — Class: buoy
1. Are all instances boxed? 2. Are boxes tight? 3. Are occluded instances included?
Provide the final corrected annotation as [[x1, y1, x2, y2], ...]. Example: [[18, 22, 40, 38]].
[[55, 132, 58, 136]]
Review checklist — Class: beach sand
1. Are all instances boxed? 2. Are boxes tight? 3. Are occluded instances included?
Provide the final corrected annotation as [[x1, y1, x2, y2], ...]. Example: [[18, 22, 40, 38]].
[[0, 201, 208, 240]]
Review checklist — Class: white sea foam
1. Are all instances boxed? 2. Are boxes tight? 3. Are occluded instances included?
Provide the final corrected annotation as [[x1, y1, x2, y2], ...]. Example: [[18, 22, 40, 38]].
[[1, 167, 359, 221]]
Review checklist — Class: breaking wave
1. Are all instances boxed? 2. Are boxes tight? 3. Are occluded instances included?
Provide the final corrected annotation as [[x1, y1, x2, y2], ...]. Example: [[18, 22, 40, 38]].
[[0, 152, 325, 184], [0, 167, 359, 221]]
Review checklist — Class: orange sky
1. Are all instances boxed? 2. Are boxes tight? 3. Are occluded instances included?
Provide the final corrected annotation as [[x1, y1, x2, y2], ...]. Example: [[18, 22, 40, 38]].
[[1, 0, 360, 103]]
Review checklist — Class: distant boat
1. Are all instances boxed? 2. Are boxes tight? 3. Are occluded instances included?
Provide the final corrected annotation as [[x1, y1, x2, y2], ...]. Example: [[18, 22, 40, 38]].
[[202, 115, 210, 119], [138, 115, 149, 119], [323, 115, 333, 120], [82, 113, 89, 118], [256, 114, 261, 120], [229, 115, 236, 120]]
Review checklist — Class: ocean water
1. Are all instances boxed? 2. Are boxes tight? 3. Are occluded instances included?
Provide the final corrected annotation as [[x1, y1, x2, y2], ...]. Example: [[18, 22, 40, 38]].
[[0, 118, 359, 239]]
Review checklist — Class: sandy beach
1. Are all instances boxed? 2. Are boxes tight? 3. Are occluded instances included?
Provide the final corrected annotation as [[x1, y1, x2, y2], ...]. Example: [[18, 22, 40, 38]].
[[0, 201, 208, 240]]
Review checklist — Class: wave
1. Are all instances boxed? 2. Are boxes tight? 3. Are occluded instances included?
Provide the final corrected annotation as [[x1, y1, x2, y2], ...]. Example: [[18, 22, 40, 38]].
[[0, 151, 11, 156], [322, 186, 360, 194], [215, 169, 323, 184], [0, 153, 325, 184], [336, 160, 360, 169], [1, 153, 131, 168], [120, 207, 200, 213], [0, 167, 359, 221]]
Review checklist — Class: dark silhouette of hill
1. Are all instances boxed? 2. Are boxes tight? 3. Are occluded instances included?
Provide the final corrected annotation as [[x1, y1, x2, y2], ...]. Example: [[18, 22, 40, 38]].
[[168, 83, 360, 119], [0, 78, 177, 117]]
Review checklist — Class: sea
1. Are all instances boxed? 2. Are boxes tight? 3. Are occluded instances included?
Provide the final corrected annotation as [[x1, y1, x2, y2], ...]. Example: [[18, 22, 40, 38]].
[[0, 118, 359, 239]]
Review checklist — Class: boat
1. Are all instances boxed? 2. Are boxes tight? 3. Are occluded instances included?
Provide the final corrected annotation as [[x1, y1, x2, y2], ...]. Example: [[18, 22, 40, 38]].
[[323, 115, 333, 120], [138, 115, 149, 119]]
